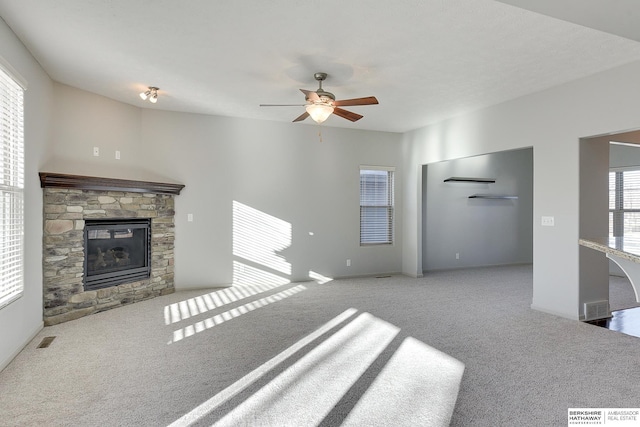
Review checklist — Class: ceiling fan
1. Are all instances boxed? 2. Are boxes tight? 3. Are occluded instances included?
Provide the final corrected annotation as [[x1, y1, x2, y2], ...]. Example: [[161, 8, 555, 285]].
[[260, 72, 379, 124]]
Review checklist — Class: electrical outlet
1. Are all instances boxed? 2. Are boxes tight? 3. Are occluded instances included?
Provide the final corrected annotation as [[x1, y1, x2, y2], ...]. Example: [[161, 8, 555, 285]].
[[455, 253, 460, 260], [93, 147, 99, 157], [187, 213, 193, 222], [346, 259, 351, 267], [541, 216, 555, 227], [115, 150, 120, 160]]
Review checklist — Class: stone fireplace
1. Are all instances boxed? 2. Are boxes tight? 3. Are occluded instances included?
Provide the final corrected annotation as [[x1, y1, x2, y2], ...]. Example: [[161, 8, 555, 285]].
[[39, 172, 184, 325]]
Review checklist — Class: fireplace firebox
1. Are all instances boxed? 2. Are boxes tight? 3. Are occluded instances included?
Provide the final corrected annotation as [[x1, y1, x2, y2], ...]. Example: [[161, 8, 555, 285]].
[[84, 218, 151, 290]]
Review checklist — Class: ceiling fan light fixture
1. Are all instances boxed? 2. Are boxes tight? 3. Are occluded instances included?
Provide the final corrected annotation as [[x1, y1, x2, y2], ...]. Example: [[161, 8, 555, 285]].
[[306, 103, 334, 124], [260, 72, 377, 124]]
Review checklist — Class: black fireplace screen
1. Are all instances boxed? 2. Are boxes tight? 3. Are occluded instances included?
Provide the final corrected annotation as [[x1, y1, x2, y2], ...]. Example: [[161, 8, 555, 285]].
[[84, 218, 151, 290]]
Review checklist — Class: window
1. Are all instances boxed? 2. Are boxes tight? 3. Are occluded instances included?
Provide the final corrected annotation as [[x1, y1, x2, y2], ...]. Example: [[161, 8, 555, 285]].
[[0, 65, 24, 309], [609, 170, 640, 238], [360, 166, 394, 245]]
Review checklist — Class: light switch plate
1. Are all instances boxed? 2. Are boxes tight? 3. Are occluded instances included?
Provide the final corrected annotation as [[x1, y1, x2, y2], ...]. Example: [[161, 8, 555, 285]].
[[541, 216, 555, 226]]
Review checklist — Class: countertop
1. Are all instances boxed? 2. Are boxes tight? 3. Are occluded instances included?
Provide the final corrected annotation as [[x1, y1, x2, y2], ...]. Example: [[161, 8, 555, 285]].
[[579, 237, 640, 263]]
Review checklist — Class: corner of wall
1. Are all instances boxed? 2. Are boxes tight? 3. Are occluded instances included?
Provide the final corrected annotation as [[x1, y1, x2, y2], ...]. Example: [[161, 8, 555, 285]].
[[0, 319, 43, 373]]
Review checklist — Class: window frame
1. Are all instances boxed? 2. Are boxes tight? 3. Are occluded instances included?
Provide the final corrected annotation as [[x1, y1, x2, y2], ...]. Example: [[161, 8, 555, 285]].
[[609, 168, 640, 238], [359, 165, 395, 246]]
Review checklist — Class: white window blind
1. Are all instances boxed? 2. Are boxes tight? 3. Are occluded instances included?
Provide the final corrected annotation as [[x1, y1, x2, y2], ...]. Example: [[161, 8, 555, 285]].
[[360, 166, 394, 245], [0, 66, 24, 309], [609, 170, 640, 238]]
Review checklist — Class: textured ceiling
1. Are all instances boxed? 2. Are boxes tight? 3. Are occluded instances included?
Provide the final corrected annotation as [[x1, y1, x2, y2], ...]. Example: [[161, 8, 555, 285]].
[[497, 0, 640, 43], [1, 0, 640, 133]]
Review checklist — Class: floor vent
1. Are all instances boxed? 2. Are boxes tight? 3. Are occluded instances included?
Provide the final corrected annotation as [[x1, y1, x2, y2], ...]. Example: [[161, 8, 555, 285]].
[[584, 301, 609, 321], [37, 336, 56, 349], [376, 275, 392, 279]]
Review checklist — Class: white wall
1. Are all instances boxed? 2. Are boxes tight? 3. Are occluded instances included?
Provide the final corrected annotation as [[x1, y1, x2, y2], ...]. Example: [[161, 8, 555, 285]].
[[422, 148, 533, 271], [0, 18, 53, 371], [402, 59, 640, 320], [140, 111, 403, 287], [579, 137, 610, 313], [44, 83, 174, 182]]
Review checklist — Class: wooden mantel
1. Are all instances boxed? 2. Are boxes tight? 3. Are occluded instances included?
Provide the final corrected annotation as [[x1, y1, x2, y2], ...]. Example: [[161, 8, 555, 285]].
[[39, 172, 185, 195]]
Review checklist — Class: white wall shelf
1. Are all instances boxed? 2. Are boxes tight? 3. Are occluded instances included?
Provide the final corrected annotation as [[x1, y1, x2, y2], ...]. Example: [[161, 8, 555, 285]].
[[444, 177, 496, 183], [468, 194, 518, 199]]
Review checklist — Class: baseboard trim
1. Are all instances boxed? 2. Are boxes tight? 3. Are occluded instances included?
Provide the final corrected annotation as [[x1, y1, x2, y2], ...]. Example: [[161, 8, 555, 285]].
[[423, 262, 533, 274], [333, 272, 404, 280], [174, 272, 413, 291], [530, 304, 580, 321], [0, 321, 44, 373]]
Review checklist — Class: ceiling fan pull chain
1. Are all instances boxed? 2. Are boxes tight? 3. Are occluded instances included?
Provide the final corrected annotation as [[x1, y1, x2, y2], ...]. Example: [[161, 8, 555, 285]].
[[318, 127, 322, 143]]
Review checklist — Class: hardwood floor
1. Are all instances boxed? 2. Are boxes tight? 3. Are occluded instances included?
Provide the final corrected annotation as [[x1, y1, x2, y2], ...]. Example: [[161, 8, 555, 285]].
[[588, 307, 640, 339]]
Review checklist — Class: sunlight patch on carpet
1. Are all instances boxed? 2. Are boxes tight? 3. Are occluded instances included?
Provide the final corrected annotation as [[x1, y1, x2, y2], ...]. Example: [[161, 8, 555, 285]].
[[213, 312, 400, 427], [168, 308, 465, 426], [164, 270, 291, 325], [342, 337, 465, 427], [169, 284, 307, 344]]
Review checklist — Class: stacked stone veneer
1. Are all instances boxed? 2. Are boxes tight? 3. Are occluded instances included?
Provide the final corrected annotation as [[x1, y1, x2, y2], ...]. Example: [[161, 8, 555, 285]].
[[43, 188, 176, 325]]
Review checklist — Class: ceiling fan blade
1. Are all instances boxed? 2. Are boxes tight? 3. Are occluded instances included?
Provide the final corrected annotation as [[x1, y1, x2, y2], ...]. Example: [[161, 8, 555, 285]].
[[333, 96, 379, 107], [260, 104, 307, 107], [293, 111, 309, 122], [333, 107, 363, 122], [300, 89, 320, 102]]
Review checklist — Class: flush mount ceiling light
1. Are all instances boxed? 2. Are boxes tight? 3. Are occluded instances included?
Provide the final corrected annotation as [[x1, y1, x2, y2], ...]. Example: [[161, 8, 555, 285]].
[[139, 86, 159, 104]]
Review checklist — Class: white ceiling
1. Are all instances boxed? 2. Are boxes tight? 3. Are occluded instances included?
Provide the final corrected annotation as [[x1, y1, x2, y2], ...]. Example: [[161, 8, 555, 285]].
[[1, 0, 640, 133]]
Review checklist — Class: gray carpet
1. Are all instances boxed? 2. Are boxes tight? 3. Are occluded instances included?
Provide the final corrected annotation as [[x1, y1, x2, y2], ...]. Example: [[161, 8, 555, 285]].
[[1, 265, 639, 426]]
